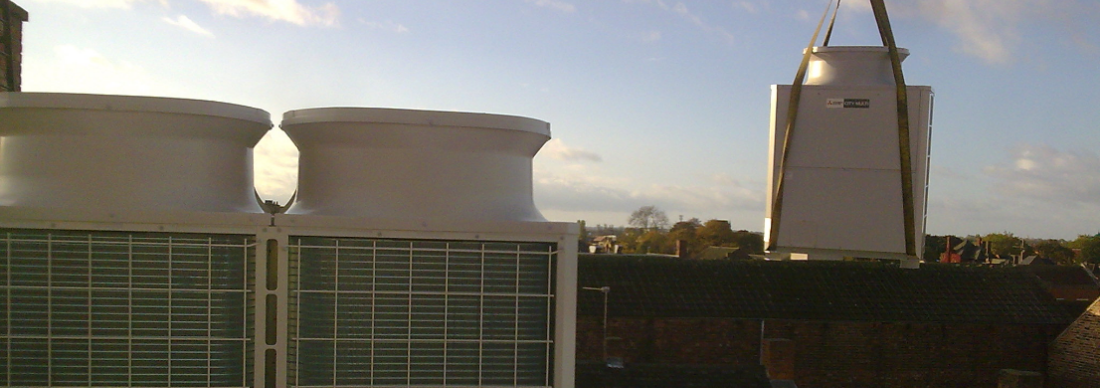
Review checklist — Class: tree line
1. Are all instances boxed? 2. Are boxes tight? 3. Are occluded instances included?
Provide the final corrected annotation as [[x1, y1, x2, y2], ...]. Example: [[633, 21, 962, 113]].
[[923, 232, 1100, 265], [578, 205, 764, 256], [579, 206, 1100, 265]]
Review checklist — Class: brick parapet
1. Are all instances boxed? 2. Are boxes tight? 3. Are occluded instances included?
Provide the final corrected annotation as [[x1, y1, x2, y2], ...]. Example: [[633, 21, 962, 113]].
[[578, 317, 1063, 388]]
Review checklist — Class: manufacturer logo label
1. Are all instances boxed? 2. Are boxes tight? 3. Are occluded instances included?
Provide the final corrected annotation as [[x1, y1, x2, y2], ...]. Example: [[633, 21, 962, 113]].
[[826, 98, 871, 109]]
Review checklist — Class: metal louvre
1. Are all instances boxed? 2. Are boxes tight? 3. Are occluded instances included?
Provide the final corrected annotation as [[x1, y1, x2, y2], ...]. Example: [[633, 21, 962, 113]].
[[288, 238, 556, 388], [0, 229, 255, 388]]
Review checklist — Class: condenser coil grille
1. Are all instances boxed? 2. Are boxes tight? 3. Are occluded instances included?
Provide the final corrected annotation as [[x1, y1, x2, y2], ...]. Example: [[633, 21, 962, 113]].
[[288, 237, 556, 387], [0, 229, 255, 387]]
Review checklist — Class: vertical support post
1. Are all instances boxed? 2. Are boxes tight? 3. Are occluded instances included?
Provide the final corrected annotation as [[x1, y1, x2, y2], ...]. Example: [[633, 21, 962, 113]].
[[255, 228, 288, 388], [582, 286, 611, 362]]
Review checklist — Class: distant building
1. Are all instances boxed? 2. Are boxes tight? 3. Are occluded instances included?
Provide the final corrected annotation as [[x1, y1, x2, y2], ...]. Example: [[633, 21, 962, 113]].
[[590, 235, 619, 254], [1, 0, 28, 91]]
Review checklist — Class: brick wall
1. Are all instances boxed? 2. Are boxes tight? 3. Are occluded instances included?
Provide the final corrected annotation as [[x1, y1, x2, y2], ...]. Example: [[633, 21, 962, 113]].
[[1048, 300, 1100, 388], [578, 317, 1062, 388], [2, 2, 27, 92], [577, 317, 761, 365]]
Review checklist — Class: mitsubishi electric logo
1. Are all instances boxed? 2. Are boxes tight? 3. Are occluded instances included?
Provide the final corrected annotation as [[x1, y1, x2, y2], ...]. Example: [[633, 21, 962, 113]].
[[826, 98, 871, 109]]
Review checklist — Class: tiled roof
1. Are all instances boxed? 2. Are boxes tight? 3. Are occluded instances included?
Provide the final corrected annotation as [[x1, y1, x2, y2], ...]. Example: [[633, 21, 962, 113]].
[[1022, 265, 1100, 288], [575, 362, 769, 388], [1049, 298, 1100, 387], [577, 255, 1073, 324]]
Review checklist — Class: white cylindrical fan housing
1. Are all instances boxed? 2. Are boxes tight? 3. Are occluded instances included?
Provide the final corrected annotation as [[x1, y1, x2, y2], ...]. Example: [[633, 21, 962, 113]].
[[0, 93, 272, 213], [282, 107, 551, 222], [806, 46, 909, 86]]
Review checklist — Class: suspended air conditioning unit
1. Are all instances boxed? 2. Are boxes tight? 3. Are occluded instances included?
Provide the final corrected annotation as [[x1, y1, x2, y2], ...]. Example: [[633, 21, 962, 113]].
[[765, 47, 933, 266]]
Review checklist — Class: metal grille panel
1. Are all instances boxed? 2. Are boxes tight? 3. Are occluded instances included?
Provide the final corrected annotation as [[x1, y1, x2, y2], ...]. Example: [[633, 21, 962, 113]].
[[288, 238, 555, 387], [0, 229, 255, 387]]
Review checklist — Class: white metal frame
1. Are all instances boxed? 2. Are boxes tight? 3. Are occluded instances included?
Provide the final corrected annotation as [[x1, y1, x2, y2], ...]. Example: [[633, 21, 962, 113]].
[[0, 207, 577, 388]]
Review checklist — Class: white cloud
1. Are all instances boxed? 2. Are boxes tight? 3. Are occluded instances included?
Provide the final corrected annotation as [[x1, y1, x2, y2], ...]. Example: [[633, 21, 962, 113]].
[[922, 144, 1100, 239], [359, 19, 409, 33], [532, 165, 763, 225], [892, 0, 1100, 65], [643, 30, 662, 42], [540, 139, 603, 162], [926, 192, 1100, 240], [33, 0, 148, 8], [163, 15, 215, 37], [905, 0, 1028, 64], [623, 0, 734, 44], [984, 144, 1100, 205], [525, 0, 576, 13], [253, 130, 299, 205], [839, 0, 871, 13], [733, 1, 759, 14], [806, 0, 1082, 65], [671, 2, 734, 43], [21, 45, 155, 94], [197, 0, 339, 26]]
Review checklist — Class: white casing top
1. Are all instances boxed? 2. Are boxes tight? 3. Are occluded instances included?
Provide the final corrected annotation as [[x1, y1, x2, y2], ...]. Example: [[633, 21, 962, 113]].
[[806, 46, 909, 86], [0, 92, 272, 213], [282, 107, 551, 222]]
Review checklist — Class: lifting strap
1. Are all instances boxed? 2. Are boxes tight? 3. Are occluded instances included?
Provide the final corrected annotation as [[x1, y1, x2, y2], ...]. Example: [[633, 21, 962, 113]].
[[767, 0, 918, 259], [823, 0, 842, 47], [870, 0, 917, 258], [765, 0, 835, 252]]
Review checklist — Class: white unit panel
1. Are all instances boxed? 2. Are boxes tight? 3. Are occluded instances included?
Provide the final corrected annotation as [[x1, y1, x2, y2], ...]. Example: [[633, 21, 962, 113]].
[[780, 167, 906, 253], [783, 89, 901, 170], [767, 84, 933, 260]]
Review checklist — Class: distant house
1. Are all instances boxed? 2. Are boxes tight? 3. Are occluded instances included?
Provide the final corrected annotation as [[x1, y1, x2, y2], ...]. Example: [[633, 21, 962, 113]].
[[576, 255, 1077, 388], [591, 235, 620, 254]]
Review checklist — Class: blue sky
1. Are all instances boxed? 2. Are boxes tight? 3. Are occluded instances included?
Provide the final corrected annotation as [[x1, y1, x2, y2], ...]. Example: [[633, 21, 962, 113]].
[[17, 0, 1100, 239]]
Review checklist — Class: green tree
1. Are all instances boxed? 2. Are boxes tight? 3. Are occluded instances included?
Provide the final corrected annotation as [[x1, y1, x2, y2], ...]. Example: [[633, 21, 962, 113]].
[[628, 205, 670, 231], [1033, 239, 1077, 265], [577, 220, 590, 252], [732, 230, 765, 254], [618, 228, 642, 253], [1069, 234, 1100, 264], [983, 232, 1026, 257], [696, 220, 736, 248], [666, 218, 702, 255], [594, 224, 623, 237], [923, 235, 946, 263], [634, 230, 669, 254]]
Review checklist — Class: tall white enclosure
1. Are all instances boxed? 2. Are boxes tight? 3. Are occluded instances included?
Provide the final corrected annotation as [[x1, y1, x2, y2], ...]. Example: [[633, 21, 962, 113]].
[[765, 47, 933, 265]]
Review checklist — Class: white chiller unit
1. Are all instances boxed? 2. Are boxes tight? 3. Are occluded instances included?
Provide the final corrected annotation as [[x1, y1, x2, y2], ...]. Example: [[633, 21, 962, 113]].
[[0, 93, 578, 388], [765, 46, 933, 266]]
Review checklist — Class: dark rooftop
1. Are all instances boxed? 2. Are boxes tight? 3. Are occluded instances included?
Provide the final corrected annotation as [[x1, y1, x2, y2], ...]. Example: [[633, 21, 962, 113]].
[[575, 362, 769, 388], [1022, 264, 1100, 289], [577, 255, 1074, 324]]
